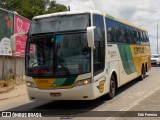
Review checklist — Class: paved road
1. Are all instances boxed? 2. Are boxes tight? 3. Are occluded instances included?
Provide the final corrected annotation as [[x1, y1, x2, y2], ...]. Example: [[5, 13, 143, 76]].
[[1, 66, 160, 120]]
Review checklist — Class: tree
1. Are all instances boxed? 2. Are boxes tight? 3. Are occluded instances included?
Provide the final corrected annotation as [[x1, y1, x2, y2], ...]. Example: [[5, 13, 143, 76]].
[[0, 0, 67, 20]]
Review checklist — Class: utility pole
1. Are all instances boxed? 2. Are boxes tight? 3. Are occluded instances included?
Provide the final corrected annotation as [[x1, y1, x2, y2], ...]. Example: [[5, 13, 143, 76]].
[[68, 6, 70, 11], [157, 19, 160, 54], [68, 0, 71, 11]]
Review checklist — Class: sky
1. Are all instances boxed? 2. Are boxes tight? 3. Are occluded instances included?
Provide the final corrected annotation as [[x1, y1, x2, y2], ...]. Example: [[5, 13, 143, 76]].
[[56, 0, 160, 54]]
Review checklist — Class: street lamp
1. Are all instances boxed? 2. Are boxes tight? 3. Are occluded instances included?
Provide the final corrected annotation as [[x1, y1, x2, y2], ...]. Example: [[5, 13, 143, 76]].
[[157, 19, 160, 54]]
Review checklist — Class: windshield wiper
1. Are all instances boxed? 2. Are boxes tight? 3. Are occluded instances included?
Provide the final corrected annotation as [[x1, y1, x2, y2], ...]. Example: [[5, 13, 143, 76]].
[[30, 58, 54, 67], [62, 66, 71, 77], [55, 65, 71, 77]]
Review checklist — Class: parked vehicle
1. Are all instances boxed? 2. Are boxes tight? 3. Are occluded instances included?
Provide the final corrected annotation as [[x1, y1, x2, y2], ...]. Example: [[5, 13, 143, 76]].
[[151, 54, 160, 66]]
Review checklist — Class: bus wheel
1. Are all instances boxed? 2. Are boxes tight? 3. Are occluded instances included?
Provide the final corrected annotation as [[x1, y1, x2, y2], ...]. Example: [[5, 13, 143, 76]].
[[107, 75, 116, 99], [139, 66, 146, 80]]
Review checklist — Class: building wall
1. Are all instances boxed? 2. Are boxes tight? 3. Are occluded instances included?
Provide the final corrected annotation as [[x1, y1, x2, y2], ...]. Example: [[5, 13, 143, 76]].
[[0, 8, 30, 80], [0, 56, 25, 80]]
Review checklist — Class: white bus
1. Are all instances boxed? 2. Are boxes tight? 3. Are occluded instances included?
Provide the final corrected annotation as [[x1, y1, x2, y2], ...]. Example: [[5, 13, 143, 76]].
[[23, 10, 151, 100]]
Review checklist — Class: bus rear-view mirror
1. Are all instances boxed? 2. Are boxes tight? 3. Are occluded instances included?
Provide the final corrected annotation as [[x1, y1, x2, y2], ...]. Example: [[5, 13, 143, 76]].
[[87, 26, 96, 50]]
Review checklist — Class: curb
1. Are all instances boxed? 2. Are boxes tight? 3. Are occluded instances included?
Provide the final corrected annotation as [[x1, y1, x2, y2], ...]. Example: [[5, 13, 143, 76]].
[[0, 85, 15, 93]]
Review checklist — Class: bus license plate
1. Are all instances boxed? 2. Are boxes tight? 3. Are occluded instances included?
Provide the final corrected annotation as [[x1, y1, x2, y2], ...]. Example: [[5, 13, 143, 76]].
[[50, 93, 61, 97]]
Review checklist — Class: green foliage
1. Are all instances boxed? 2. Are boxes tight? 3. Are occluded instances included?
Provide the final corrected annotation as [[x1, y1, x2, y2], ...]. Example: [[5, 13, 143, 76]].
[[0, 0, 67, 20]]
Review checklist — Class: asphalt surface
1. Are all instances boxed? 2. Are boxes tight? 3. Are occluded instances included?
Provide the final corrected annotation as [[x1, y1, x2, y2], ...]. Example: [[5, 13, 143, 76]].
[[0, 66, 160, 120]]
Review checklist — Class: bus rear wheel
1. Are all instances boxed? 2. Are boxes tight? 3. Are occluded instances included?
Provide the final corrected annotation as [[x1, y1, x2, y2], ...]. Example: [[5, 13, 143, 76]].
[[139, 66, 146, 80], [107, 75, 116, 99]]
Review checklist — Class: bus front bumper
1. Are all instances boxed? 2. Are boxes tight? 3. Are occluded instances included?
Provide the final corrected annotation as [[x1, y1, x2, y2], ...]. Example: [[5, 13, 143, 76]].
[[26, 84, 97, 100]]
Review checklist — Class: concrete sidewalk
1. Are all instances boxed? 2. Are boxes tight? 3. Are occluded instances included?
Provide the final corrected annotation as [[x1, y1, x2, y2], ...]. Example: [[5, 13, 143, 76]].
[[0, 83, 27, 101]]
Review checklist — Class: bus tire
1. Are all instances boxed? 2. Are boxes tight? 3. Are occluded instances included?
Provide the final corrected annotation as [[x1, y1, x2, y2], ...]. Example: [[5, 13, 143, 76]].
[[107, 75, 116, 100], [139, 65, 146, 80]]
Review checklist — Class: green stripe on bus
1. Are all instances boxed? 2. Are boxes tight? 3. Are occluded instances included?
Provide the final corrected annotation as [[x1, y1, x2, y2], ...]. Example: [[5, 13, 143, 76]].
[[118, 44, 136, 75]]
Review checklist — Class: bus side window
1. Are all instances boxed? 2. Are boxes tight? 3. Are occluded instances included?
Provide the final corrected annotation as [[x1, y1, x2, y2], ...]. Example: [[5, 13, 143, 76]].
[[138, 30, 141, 44], [111, 27, 116, 42], [129, 28, 134, 44], [145, 32, 149, 45], [94, 41, 101, 63], [141, 31, 145, 44], [106, 18, 118, 43], [107, 28, 112, 42], [136, 30, 140, 44], [124, 26, 130, 43], [106, 18, 114, 42], [139, 30, 143, 44], [118, 23, 129, 43], [93, 14, 105, 75], [122, 25, 129, 43], [117, 25, 122, 43], [147, 33, 149, 43], [133, 29, 138, 44]]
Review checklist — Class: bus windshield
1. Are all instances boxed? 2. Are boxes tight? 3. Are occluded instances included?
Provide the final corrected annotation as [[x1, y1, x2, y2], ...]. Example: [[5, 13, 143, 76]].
[[26, 33, 91, 77], [29, 14, 90, 35]]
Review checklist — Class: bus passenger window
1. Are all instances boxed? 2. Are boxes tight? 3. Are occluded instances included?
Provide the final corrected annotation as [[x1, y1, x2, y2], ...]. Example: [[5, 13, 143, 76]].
[[138, 30, 142, 44], [124, 26, 130, 43], [117, 26, 123, 43], [129, 28, 135, 44], [133, 29, 138, 44], [107, 28, 112, 42], [93, 14, 105, 75], [112, 27, 118, 42], [94, 41, 101, 63], [141, 31, 145, 43], [106, 18, 118, 43]]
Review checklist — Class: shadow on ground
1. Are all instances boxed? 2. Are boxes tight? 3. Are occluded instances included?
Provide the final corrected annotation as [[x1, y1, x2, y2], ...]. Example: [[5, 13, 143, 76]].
[[6, 75, 149, 117]]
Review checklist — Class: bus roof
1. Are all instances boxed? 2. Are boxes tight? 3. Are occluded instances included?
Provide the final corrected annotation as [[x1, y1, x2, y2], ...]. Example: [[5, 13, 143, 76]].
[[105, 14, 146, 31], [32, 10, 101, 19], [33, 10, 146, 32]]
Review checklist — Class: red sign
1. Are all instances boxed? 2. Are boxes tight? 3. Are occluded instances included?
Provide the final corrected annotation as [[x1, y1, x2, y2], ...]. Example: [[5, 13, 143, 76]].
[[33, 69, 47, 74], [14, 14, 30, 57]]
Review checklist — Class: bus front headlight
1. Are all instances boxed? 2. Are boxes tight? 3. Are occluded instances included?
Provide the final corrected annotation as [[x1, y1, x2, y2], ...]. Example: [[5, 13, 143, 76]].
[[26, 81, 37, 88], [74, 79, 91, 87]]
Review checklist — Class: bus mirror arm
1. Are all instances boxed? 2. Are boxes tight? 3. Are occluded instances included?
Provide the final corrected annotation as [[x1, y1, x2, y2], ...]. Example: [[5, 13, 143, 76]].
[[87, 26, 96, 50], [10, 32, 28, 52]]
